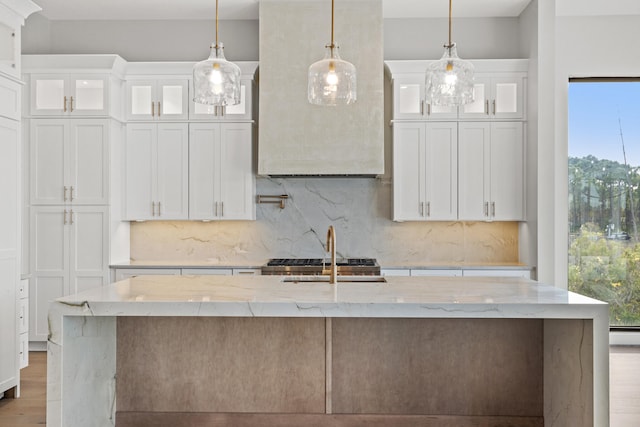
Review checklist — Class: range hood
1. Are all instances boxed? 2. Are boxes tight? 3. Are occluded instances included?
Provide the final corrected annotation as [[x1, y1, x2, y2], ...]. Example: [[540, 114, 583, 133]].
[[258, 0, 384, 176]]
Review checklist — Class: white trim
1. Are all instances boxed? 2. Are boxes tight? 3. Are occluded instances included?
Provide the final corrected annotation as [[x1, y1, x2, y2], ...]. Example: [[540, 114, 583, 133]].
[[610, 331, 640, 346]]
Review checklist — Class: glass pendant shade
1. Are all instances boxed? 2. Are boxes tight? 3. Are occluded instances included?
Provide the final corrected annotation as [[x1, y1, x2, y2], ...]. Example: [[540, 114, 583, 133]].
[[308, 45, 357, 106], [425, 43, 474, 106], [193, 43, 241, 106]]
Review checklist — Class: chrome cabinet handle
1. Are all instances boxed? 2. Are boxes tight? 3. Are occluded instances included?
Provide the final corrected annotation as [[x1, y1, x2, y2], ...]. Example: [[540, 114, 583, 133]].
[[484, 202, 489, 217], [221, 202, 224, 217], [492, 100, 496, 115], [151, 102, 155, 117], [427, 201, 431, 217], [152, 201, 156, 216], [485, 100, 489, 115], [420, 100, 424, 116], [215, 202, 218, 217], [64, 209, 68, 225], [70, 186, 74, 202], [158, 201, 161, 216], [427, 103, 431, 116], [64, 186, 68, 201], [70, 96, 74, 112], [70, 209, 74, 225], [64, 96, 68, 112], [157, 102, 161, 117], [491, 202, 496, 217], [420, 202, 424, 216]]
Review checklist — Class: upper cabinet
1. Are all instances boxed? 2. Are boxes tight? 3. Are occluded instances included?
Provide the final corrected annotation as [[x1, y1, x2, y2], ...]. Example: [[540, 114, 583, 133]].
[[459, 73, 526, 120], [126, 79, 189, 121], [30, 74, 110, 116], [392, 75, 457, 120], [189, 79, 253, 121]]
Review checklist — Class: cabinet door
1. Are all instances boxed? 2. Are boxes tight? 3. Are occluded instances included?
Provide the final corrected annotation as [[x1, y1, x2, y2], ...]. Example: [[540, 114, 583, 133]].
[[219, 123, 254, 220], [30, 74, 67, 116], [68, 119, 109, 205], [68, 206, 109, 295], [393, 123, 425, 221], [156, 124, 189, 219], [189, 123, 219, 220], [492, 75, 524, 119], [30, 207, 69, 342], [30, 119, 67, 204], [190, 80, 252, 121], [425, 122, 457, 220], [489, 122, 524, 220], [458, 122, 490, 221], [114, 268, 181, 281], [392, 76, 424, 120], [125, 124, 156, 220], [459, 77, 490, 119], [158, 80, 189, 120], [68, 75, 109, 116], [126, 80, 155, 120]]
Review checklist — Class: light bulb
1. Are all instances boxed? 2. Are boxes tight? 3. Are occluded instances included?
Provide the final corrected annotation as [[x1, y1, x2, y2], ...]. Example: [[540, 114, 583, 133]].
[[445, 73, 458, 86], [326, 70, 339, 86]]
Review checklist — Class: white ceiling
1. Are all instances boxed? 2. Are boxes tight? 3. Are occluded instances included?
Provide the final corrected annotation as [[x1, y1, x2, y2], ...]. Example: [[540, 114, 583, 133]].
[[30, 0, 640, 21]]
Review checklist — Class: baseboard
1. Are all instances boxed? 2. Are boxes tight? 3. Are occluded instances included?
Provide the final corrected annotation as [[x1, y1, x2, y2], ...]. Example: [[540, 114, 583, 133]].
[[28, 341, 47, 352]]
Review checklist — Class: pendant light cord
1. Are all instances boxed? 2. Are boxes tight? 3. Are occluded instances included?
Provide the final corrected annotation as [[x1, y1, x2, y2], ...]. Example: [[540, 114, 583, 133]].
[[330, 0, 335, 49], [215, 0, 219, 48], [447, 0, 453, 48]]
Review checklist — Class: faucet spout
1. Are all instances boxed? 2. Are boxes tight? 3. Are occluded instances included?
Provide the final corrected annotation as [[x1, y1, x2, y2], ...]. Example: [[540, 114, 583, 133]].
[[326, 225, 337, 284]]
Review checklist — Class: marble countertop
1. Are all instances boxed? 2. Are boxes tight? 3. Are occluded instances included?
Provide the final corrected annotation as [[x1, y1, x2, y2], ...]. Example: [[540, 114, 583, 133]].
[[54, 274, 606, 319]]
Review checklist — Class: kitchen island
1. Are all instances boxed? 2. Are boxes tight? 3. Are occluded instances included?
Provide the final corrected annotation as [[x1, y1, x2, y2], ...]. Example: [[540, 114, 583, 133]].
[[47, 275, 609, 427]]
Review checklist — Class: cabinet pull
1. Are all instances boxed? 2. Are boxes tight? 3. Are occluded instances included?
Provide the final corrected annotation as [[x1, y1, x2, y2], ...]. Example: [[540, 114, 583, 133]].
[[152, 201, 156, 216], [63, 96, 68, 112], [63, 186, 68, 202], [70, 96, 74, 112], [151, 102, 155, 117], [70, 186, 74, 202], [157, 102, 161, 117], [427, 202, 431, 217], [222, 105, 226, 116], [64, 209, 68, 225], [221, 202, 224, 217], [70, 209, 74, 225], [215, 202, 218, 217], [419, 202, 424, 216], [491, 202, 496, 217], [420, 101, 424, 116], [484, 99, 489, 115], [427, 103, 431, 116], [492, 100, 496, 115], [158, 201, 161, 216], [484, 202, 489, 217]]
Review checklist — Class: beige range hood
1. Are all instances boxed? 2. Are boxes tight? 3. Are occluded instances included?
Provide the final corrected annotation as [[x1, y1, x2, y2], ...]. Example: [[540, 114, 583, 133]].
[[258, 0, 384, 176]]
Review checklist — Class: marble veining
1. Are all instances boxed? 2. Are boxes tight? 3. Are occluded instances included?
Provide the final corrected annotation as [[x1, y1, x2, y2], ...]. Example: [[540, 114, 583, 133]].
[[131, 178, 520, 266]]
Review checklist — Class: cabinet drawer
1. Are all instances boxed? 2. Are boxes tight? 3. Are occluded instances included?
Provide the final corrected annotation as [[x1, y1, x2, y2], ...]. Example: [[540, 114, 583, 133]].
[[114, 268, 181, 281], [18, 298, 29, 334], [410, 269, 462, 277], [462, 269, 531, 279], [182, 268, 232, 276], [19, 333, 29, 369], [233, 268, 261, 276], [19, 278, 29, 299]]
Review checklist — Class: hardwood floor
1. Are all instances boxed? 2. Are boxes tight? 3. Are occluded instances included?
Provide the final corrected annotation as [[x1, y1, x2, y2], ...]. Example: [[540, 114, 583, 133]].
[[0, 352, 46, 426], [0, 349, 639, 426]]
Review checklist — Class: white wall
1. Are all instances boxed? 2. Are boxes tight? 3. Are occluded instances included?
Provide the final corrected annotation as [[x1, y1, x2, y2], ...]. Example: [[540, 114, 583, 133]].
[[22, 15, 525, 61]]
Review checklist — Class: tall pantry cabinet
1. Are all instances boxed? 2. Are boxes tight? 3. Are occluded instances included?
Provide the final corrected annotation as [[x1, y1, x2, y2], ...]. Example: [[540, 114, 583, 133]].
[[0, 0, 40, 398], [23, 55, 129, 343]]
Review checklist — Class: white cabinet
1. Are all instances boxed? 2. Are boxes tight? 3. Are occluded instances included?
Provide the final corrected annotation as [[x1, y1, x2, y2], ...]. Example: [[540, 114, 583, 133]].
[[393, 122, 457, 221], [114, 268, 181, 281], [460, 74, 525, 120], [125, 123, 189, 220], [411, 269, 462, 277], [0, 77, 20, 120], [30, 74, 109, 116], [233, 268, 261, 276], [126, 79, 189, 121], [392, 75, 458, 120], [181, 268, 233, 276], [189, 79, 253, 121], [18, 279, 28, 369], [189, 123, 255, 220], [30, 119, 109, 205], [30, 206, 109, 342], [458, 122, 524, 221], [462, 269, 531, 279]]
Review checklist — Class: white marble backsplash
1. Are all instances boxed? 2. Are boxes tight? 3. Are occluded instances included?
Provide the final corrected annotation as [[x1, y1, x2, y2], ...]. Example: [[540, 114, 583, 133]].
[[130, 177, 519, 265]]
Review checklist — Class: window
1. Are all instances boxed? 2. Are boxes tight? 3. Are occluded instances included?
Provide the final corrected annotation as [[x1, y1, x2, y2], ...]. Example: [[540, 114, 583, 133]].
[[569, 79, 640, 328]]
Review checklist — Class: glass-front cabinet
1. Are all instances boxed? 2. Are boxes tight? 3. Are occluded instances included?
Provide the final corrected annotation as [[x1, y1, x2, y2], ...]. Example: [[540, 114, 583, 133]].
[[392, 75, 457, 120], [459, 74, 525, 120], [126, 79, 189, 121], [189, 79, 253, 121], [29, 74, 109, 116]]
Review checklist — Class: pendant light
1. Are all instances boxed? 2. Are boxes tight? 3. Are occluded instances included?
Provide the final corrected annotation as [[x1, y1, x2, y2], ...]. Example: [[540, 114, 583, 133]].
[[425, 0, 474, 106], [193, 0, 241, 106], [308, 0, 357, 106]]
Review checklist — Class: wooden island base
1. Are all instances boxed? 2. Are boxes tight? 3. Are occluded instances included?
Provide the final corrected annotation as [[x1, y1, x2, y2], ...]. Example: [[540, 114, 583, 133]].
[[113, 317, 579, 427]]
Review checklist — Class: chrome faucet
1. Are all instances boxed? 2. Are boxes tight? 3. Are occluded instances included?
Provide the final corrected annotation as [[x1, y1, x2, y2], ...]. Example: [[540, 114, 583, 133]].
[[325, 225, 337, 284]]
